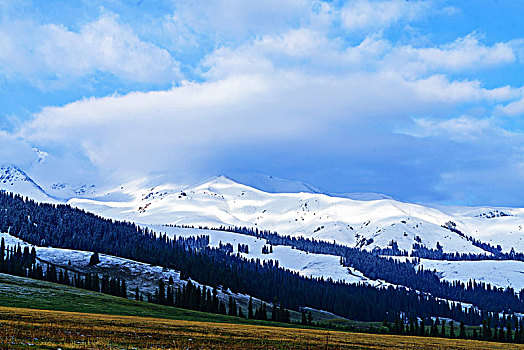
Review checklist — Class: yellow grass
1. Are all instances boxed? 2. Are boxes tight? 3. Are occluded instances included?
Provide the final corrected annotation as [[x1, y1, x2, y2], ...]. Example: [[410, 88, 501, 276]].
[[1, 306, 523, 349]]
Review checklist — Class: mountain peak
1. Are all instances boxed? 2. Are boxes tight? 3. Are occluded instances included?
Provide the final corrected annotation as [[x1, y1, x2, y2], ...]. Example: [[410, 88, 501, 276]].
[[0, 165, 54, 202], [0, 165, 33, 185], [227, 173, 323, 194], [193, 175, 241, 189]]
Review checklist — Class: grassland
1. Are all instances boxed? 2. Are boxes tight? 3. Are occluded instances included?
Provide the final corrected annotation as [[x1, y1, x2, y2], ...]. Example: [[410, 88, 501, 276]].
[[0, 273, 373, 328], [0, 273, 249, 324], [2, 306, 523, 350], [2, 273, 522, 349]]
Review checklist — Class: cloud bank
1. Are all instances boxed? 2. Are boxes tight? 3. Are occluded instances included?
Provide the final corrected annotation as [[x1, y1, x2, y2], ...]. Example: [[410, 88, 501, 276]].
[[1, 0, 524, 205]]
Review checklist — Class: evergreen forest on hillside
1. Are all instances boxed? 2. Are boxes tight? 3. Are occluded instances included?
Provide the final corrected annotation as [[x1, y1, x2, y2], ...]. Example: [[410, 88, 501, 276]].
[[2, 190, 524, 336]]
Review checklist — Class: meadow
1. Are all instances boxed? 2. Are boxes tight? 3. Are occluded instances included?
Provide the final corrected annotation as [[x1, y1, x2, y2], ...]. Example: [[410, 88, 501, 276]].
[[1, 273, 522, 349], [3, 306, 524, 350]]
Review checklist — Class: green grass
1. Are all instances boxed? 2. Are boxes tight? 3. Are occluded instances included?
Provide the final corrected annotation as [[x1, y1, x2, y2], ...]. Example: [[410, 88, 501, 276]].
[[1, 273, 519, 349], [0, 273, 480, 336], [0, 273, 291, 326], [1, 272, 372, 330], [2, 307, 520, 350]]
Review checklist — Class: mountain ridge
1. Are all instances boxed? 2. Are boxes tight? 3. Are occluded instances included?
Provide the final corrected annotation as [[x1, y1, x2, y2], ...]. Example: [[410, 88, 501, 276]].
[[2, 165, 524, 255], [3, 165, 524, 292]]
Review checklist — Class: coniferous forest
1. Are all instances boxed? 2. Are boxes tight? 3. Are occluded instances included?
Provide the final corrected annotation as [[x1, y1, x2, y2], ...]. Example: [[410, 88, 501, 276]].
[[4, 235, 524, 344], [3, 190, 524, 340], [176, 224, 524, 314]]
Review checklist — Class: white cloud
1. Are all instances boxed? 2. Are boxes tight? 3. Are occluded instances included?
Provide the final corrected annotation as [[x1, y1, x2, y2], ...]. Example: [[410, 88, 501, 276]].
[[2, 0, 524, 205], [0, 131, 35, 167], [14, 12, 523, 183], [411, 75, 517, 103], [0, 13, 181, 87], [163, 0, 311, 50], [17, 63, 518, 181], [495, 93, 524, 117], [403, 116, 494, 140], [201, 28, 521, 90], [389, 33, 515, 75], [340, 0, 431, 32]]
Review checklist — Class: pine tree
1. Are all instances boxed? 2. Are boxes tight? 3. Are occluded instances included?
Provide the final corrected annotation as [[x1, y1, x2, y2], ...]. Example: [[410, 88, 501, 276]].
[[89, 252, 100, 265], [30, 247, 36, 264], [0, 237, 4, 264], [219, 301, 227, 315], [459, 321, 466, 339], [228, 296, 237, 316], [212, 287, 219, 313], [206, 289, 213, 313], [499, 325, 505, 342], [419, 319, 425, 336], [248, 297, 253, 319], [430, 319, 438, 337], [514, 319, 521, 343], [506, 321, 513, 343], [271, 298, 278, 321], [198, 287, 206, 311], [158, 279, 165, 305], [121, 280, 127, 299]]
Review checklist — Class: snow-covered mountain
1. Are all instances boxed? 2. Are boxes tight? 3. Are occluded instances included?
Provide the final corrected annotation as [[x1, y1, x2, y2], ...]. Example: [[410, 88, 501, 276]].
[[0, 165, 55, 203], [230, 173, 393, 200], [3, 166, 524, 290], [3, 167, 524, 255], [0, 165, 104, 201], [61, 175, 523, 255], [46, 182, 98, 199], [229, 174, 324, 194]]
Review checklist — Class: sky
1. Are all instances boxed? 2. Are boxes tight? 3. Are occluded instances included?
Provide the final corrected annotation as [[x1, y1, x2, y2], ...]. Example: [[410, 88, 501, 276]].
[[1, 0, 524, 206]]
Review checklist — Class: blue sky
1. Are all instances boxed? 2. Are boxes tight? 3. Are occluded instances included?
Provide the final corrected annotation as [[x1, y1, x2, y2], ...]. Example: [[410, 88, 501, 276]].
[[1, 0, 524, 206]]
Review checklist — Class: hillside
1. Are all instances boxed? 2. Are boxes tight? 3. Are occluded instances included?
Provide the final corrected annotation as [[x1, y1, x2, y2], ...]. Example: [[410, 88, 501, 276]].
[[3, 166, 524, 292], [63, 175, 522, 255], [3, 190, 507, 325], [0, 165, 55, 203]]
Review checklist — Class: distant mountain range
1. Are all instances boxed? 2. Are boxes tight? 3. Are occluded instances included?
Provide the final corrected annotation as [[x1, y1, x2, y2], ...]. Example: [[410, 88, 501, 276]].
[[2, 164, 524, 291]]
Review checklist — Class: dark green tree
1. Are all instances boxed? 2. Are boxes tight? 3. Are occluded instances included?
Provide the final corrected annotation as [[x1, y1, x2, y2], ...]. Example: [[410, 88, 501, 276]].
[[248, 297, 253, 319], [89, 252, 100, 265], [459, 321, 466, 339]]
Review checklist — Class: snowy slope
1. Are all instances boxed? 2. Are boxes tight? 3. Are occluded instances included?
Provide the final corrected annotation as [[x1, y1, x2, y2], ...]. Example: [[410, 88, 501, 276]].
[[46, 182, 98, 199], [437, 206, 524, 252], [0, 165, 56, 203], [230, 173, 393, 200], [389, 256, 524, 291], [68, 175, 488, 255], [419, 259, 524, 291], [147, 225, 386, 286], [0, 232, 281, 315], [229, 174, 323, 194]]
